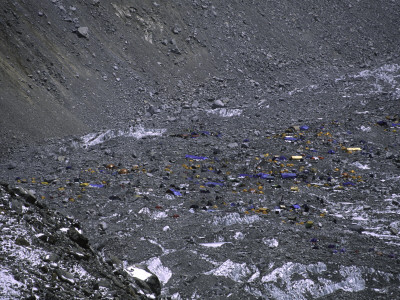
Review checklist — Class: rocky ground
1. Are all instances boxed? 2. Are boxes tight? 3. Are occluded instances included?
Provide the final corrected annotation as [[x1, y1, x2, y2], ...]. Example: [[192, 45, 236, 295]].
[[1, 0, 400, 299], [1, 66, 400, 298]]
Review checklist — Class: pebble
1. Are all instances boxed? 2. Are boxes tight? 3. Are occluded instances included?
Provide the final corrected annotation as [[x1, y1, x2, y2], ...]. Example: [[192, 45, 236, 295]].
[[77, 27, 89, 38], [212, 99, 225, 109]]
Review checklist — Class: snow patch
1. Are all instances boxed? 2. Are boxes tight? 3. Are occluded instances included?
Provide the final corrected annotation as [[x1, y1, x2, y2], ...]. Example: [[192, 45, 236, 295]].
[[261, 262, 366, 299], [146, 257, 172, 284], [352, 162, 370, 170], [125, 266, 153, 281], [360, 125, 371, 132], [206, 108, 243, 117], [138, 207, 168, 220], [199, 242, 232, 248], [79, 125, 166, 148], [211, 213, 260, 226], [233, 232, 245, 240], [262, 238, 279, 248], [205, 259, 251, 282], [0, 269, 23, 298]]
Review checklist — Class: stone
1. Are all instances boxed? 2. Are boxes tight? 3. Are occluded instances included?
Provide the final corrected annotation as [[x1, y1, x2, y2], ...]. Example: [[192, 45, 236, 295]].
[[125, 266, 161, 297], [99, 221, 108, 231], [77, 27, 89, 38], [11, 199, 23, 214], [44, 253, 59, 262], [192, 100, 199, 108], [241, 142, 250, 148], [348, 224, 364, 234], [228, 142, 238, 149], [95, 279, 112, 289], [172, 25, 182, 34], [67, 227, 89, 249], [15, 237, 30, 246], [212, 99, 225, 109], [7, 162, 17, 169], [55, 269, 75, 285]]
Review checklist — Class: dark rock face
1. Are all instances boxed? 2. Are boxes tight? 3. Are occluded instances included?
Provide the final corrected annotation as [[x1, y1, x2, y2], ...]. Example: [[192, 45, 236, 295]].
[[0, 183, 148, 299], [1, 0, 400, 299]]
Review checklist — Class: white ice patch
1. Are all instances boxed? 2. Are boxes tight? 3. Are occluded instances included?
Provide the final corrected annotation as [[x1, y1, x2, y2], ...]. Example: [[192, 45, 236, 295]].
[[290, 64, 400, 99], [393, 87, 400, 99], [0, 216, 50, 298], [0, 224, 47, 269], [150, 211, 168, 220], [171, 292, 183, 300], [261, 262, 366, 299], [206, 108, 243, 117], [354, 64, 400, 86], [233, 232, 245, 240], [363, 231, 400, 241], [125, 266, 153, 281], [342, 64, 400, 97], [355, 111, 370, 114], [360, 125, 371, 132], [146, 257, 172, 284], [324, 194, 400, 244], [211, 213, 260, 226], [352, 162, 370, 170], [79, 125, 166, 148], [204, 259, 251, 283], [199, 242, 231, 248], [0, 269, 23, 298], [72, 265, 94, 281], [138, 207, 168, 220], [288, 84, 319, 96], [262, 238, 279, 248]]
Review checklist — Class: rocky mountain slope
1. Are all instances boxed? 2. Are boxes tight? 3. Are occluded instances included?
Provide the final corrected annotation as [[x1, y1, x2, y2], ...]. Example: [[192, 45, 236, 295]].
[[1, 0, 399, 152]]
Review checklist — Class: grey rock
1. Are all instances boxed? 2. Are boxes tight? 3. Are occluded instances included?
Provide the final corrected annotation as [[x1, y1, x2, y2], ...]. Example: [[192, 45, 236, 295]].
[[385, 151, 394, 159], [44, 253, 59, 263], [95, 279, 112, 289], [348, 224, 364, 234], [99, 221, 108, 231], [69, 248, 88, 260], [241, 142, 250, 148], [11, 198, 23, 214], [127, 266, 161, 297], [390, 227, 398, 235], [108, 255, 123, 269], [15, 237, 30, 246], [56, 269, 75, 285], [212, 99, 225, 109], [181, 102, 191, 109], [7, 162, 17, 169], [67, 227, 89, 249], [172, 25, 182, 34], [192, 100, 199, 108], [228, 142, 239, 149], [147, 105, 158, 116], [77, 27, 89, 38]]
